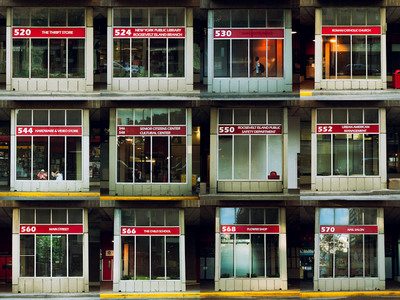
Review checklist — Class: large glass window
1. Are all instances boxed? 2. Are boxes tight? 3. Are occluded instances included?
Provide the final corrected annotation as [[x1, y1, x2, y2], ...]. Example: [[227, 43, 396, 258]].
[[218, 108, 282, 180], [15, 110, 83, 181], [220, 207, 280, 279], [316, 109, 379, 176], [20, 209, 83, 278], [117, 109, 186, 183]]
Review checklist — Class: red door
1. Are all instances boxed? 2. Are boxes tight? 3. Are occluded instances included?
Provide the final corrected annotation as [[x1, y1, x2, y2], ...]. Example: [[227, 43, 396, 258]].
[[102, 258, 113, 281]]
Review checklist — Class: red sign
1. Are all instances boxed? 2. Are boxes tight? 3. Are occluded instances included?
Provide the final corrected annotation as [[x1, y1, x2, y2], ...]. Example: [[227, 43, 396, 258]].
[[113, 28, 185, 38], [218, 125, 281, 135], [16, 126, 82, 136], [117, 126, 186, 136], [221, 225, 280, 234], [13, 28, 85, 38], [121, 227, 180, 236], [20, 225, 83, 234], [214, 29, 284, 39], [322, 27, 381, 35], [320, 225, 378, 234], [316, 124, 379, 134]]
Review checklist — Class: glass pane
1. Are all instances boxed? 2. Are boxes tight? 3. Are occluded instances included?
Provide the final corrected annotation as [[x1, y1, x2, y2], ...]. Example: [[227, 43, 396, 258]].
[[335, 208, 349, 225], [365, 235, 378, 277], [250, 40, 266, 77], [20, 209, 34, 224], [152, 137, 168, 182], [368, 37, 381, 79], [118, 137, 133, 183], [322, 8, 335, 26], [334, 234, 349, 277], [50, 110, 65, 125], [232, 40, 248, 77], [221, 208, 235, 225], [67, 110, 81, 125], [218, 136, 232, 179], [150, 39, 166, 77], [168, 8, 185, 26], [17, 137, 31, 180], [214, 40, 230, 77], [136, 236, 149, 279], [349, 109, 363, 124], [365, 134, 379, 176], [134, 137, 150, 183], [317, 134, 331, 176], [152, 109, 168, 125], [68, 209, 83, 224], [319, 234, 333, 278], [33, 137, 48, 180], [265, 208, 279, 224], [251, 108, 266, 124], [31, 39, 48, 78], [249, 10, 266, 27], [135, 109, 151, 125], [121, 209, 135, 226], [367, 8, 380, 25], [266, 235, 279, 277], [268, 108, 282, 124], [267, 10, 284, 27], [68, 8, 85, 26], [251, 234, 264, 277], [168, 39, 185, 77], [166, 237, 180, 279], [17, 110, 32, 125], [121, 237, 135, 279], [337, 36, 350, 79], [235, 234, 250, 277], [52, 235, 67, 277], [214, 10, 230, 28], [31, 8, 48, 26], [337, 8, 351, 25], [267, 39, 283, 77], [251, 136, 266, 180], [235, 208, 249, 224], [36, 235, 51, 277], [67, 137, 82, 180], [349, 208, 363, 225], [322, 36, 336, 79], [320, 208, 334, 225], [151, 236, 165, 279], [234, 136, 249, 180], [50, 137, 65, 180], [364, 109, 379, 123], [166, 210, 179, 226], [114, 9, 130, 26], [68, 235, 83, 276], [36, 209, 51, 224], [52, 209, 67, 224], [234, 109, 249, 124], [352, 36, 366, 79], [350, 235, 363, 277], [68, 39, 85, 78], [171, 137, 186, 183], [333, 134, 347, 176], [151, 209, 164, 226], [317, 109, 331, 124], [117, 109, 132, 125], [170, 109, 186, 125], [232, 10, 248, 27], [50, 8, 66, 26], [20, 235, 34, 255], [268, 135, 282, 178], [150, 9, 167, 26], [132, 8, 148, 26], [250, 208, 264, 224], [13, 8, 30, 26], [220, 234, 234, 278], [20, 238, 34, 277], [132, 39, 148, 78], [136, 210, 150, 226], [13, 39, 29, 78], [352, 8, 365, 25], [333, 109, 347, 124], [219, 109, 232, 124], [364, 209, 377, 225], [33, 110, 48, 126], [349, 134, 363, 175], [114, 39, 130, 78]]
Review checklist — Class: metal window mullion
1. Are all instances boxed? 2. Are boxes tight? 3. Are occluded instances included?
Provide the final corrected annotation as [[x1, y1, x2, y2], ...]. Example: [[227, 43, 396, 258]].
[[266, 135, 269, 180], [149, 236, 152, 281], [48, 136, 50, 177], [31, 136, 33, 180], [150, 137, 153, 183], [365, 36, 368, 79], [64, 136, 67, 180], [247, 39, 250, 78], [348, 234, 350, 278], [347, 133, 349, 177], [66, 234, 69, 276], [330, 134, 333, 176], [134, 236, 137, 280], [132, 136, 135, 183], [148, 38, 150, 78], [248, 135, 251, 180], [264, 234, 267, 278], [249, 234, 252, 279], [335, 35, 337, 79], [363, 235, 365, 277], [350, 36, 353, 80], [265, 39, 268, 78], [333, 234, 335, 278], [29, 38, 32, 79], [164, 236, 167, 279], [363, 135, 365, 176], [50, 235, 53, 278], [230, 39, 232, 78], [34, 233, 37, 277], [48, 38, 50, 78], [168, 136, 171, 183], [233, 234, 236, 278], [166, 38, 169, 78], [129, 38, 132, 79], [232, 135, 235, 180], [66, 38, 69, 79]]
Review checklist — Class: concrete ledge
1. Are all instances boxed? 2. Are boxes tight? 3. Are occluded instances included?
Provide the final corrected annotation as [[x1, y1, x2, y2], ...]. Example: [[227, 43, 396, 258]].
[[0, 192, 100, 201], [100, 196, 199, 201]]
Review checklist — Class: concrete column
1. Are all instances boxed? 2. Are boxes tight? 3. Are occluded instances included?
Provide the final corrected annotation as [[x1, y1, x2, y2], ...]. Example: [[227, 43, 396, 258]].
[[207, 10, 214, 92], [10, 109, 15, 191], [214, 207, 220, 291], [179, 209, 186, 291], [314, 8, 322, 90], [378, 208, 385, 289], [311, 109, 317, 191], [288, 115, 300, 190], [209, 108, 217, 194], [107, 8, 113, 91], [313, 208, 320, 291], [113, 209, 121, 292], [85, 8, 94, 92], [12, 208, 19, 293], [6, 8, 11, 91], [186, 109, 193, 194], [381, 8, 387, 89], [280, 208, 288, 290], [109, 108, 116, 195], [83, 209, 89, 292], [282, 108, 289, 193], [185, 8, 194, 91], [284, 9, 292, 92], [380, 108, 387, 189], [82, 109, 90, 191]]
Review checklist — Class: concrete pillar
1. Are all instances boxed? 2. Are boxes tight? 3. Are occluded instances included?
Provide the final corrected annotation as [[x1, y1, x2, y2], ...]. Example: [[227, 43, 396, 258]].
[[185, 8, 194, 91], [10, 109, 15, 191], [214, 207, 220, 291], [186, 109, 193, 194], [314, 8, 322, 90], [284, 9, 292, 92], [109, 108, 116, 195], [378, 208, 385, 290], [381, 8, 387, 89], [85, 8, 94, 92], [6, 7, 11, 91], [12, 208, 19, 293], [209, 108, 217, 194], [82, 110, 90, 191], [83, 208, 89, 292], [113, 209, 121, 292], [107, 8, 113, 91], [380, 109, 387, 189], [207, 10, 214, 93], [311, 109, 317, 191], [282, 108, 289, 193], [280, 208, 288, 290], [313, 208, 320, 291]]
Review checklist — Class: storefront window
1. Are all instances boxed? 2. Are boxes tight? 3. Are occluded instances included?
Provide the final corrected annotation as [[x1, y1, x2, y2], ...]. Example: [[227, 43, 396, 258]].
[[15, 109, 83, 181], [318, 208, 378, 279], [220, 207, 280, 278], [12, 8, 86, 79], [20, 209, 83, 278], [316, 109, 379, 176], [218, 108, 282, 181], [116, 108, 187, 184]]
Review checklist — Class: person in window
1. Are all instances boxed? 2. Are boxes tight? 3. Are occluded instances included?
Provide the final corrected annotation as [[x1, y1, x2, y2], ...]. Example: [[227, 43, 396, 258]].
[[51, 170, 63, 181], [253, 56, 265, 77], [37, 169, 48, 180]]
